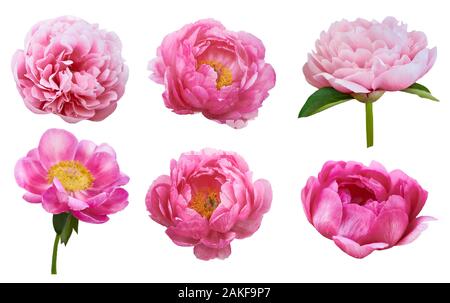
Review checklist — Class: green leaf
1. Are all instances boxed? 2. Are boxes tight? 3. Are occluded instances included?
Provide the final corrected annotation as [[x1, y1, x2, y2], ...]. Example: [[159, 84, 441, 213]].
[[72, 218, 79, 234], [53, 213, 69, 235], [60, 215, 73, 246], [53, 213, 78, 246], [299, 87, 353, 118], [402, 83, 439, 101]]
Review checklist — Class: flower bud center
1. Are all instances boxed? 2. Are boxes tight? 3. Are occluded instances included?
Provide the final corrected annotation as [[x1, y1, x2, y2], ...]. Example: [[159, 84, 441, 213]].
[[199, 60, 233, 89], [47, 160, 94, 192], [189, 189, 221, 219]]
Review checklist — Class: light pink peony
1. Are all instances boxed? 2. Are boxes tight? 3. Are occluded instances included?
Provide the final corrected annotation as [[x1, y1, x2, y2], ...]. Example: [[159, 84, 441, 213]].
[[15, 129, 129, 223], [303, 17, 437, 94], [146, 149, 272, 260], [149, 19, 276, 128], [301, 161, 435, 258], [12, 16, 129, 122]]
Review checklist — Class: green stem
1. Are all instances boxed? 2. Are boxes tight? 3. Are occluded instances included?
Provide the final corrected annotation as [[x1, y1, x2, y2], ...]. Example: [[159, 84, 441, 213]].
[[51, 234, 60, 275], [365, 102, 374, 148]]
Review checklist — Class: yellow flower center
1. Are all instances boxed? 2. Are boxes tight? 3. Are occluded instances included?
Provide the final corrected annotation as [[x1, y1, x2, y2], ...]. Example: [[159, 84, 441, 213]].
[[47, 160, 94, 192], [189, 189, 221, 219], [199, 60, 233, 89]]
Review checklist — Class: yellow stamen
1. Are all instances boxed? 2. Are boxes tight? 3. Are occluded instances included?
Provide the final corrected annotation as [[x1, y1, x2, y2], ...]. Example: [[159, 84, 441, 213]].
[[199, 60, 233, 89], [189, 189, 221, 219], [47, 160, 94, 192]]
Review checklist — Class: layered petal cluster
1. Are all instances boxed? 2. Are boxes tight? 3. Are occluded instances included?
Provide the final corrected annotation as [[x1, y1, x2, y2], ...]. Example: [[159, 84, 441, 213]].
[[301, 161, 434, 258], [303, 17, 436, 93], [15, 129, 129, 223], [12, 16, 129, 122], [146, 149, 272, 260], [149, 19, 276, 128]]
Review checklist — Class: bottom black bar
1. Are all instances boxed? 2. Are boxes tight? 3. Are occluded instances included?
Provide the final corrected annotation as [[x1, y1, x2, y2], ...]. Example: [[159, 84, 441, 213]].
[[0, 283, 448, 301]]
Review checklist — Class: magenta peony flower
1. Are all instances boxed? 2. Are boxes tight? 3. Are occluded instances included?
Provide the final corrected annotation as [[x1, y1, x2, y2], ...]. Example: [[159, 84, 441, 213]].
[[299, 17, 438, 148], [12, 16, 129, 123], [146, 149, 272, 260], [301, 161, 435, 258], [303, 17, 436, 94], [149, 19, 276, 128], [15, 129, 129, 274]]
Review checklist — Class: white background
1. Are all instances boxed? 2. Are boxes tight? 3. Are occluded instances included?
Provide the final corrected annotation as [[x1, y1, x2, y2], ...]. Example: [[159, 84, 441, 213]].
[[0, 0, 448, 282]]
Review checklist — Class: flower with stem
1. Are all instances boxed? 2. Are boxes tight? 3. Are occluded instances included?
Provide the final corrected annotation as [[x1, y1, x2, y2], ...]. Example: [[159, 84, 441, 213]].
[[299, 17, 438, 147], [15, 129, 129, 274]]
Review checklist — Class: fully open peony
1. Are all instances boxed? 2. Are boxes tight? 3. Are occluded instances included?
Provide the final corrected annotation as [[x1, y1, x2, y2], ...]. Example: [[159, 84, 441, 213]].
[[15, 129, 129, 223], [149, 19, 276, 128], [301, 161, 435, 258], [146, 149, 272, 260], [12, 16, 129, 122]]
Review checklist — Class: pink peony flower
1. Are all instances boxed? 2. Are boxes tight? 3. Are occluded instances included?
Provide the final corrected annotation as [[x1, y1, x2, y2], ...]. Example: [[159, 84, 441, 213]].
[[301, 161, 435, 258], [15, 129, 129, 223], [12, 16, 129, 123], [303, 17, 437, 94], [149, 19, 276, 128], [146, 149, 272, 260]]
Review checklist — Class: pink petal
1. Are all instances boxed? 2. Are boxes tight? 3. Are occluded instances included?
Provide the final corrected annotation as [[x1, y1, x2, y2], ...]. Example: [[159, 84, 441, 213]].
[[94, 144, 116, 158], [146, 175, 174, 227], [333, 236, 389, 259], [193, 243, 231, 260], [15, 158, 49, 195], [67, 196, 89, 211], [200, 231, 235, 249], [166, 217, 208, 247], [366, 209, 409, 246], [72, 210, 109, 224], [301, 177, 319, 223], [85, 152, 120, 190], [338, 203, 376, 243], [23, 193, 42, 203], [90, 188, 129, 215], [398, 216, 436, 245], [372, 48, 432, 91], [311, 188, 343, 238], [231, 179, 272, 238], [90, 103, 118, 122], [41, 185, 69, 214], [38, 129, 78, 169], [314, 72, 371, 93], [251, 179, 272, 217], [74, 140, 97, 164]]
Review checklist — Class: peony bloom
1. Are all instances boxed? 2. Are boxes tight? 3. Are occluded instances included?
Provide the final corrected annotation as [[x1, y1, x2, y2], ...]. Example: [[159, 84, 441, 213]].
[[301, 161, 435, 258], [303, 17, 436, 94], [146, 149, 272, 260], [299, 17, 438, 148], [149, 19, 276, 128], [12, 16, 129, 123], [15, 129, 129, 223], [15, 128, 129, 274]]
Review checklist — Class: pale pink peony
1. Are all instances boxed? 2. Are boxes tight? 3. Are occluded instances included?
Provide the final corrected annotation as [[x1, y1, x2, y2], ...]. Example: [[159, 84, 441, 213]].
[[12, 16, 129, 122], [146, 149, 272, 260], [15, 129, 129, 223], [302, 161, 435, 258], [149, 19, 276, 128], [303, 17, 437, 94]]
